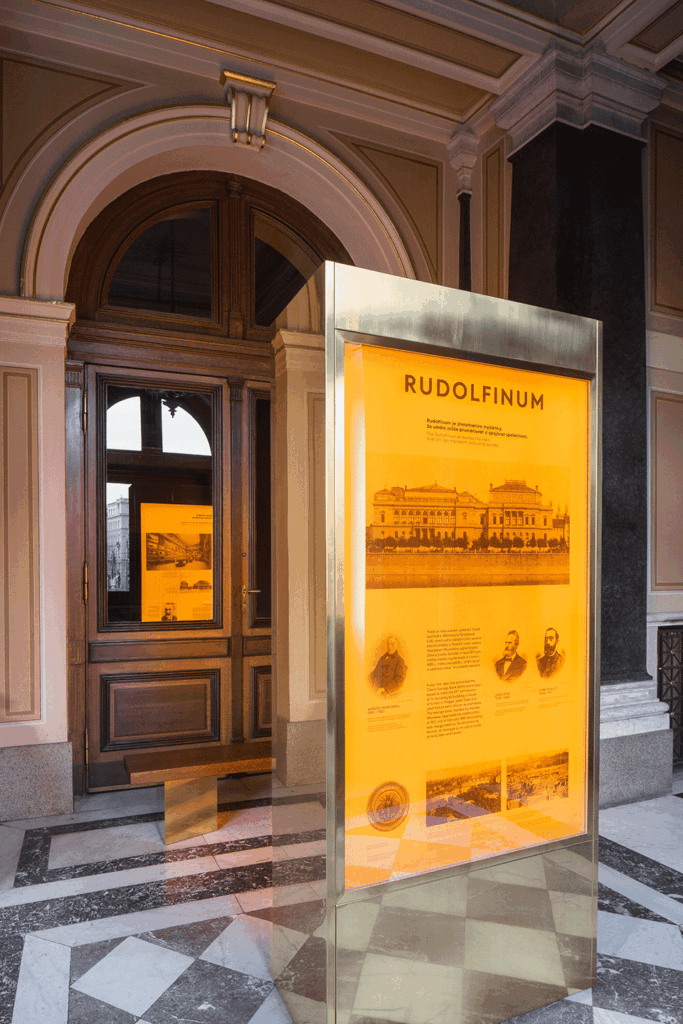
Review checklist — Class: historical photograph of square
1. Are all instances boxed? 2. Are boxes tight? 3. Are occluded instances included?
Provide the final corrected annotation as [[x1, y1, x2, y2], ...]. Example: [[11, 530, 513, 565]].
[[366, 456, 569, 589], [506, 750, 569, 809], [426, 759, 502, 825], [145, 532, 212, 571]]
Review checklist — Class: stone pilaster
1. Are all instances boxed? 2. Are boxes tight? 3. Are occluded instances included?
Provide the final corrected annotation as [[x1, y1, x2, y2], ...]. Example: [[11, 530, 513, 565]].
[[493, 47, 672, 807]]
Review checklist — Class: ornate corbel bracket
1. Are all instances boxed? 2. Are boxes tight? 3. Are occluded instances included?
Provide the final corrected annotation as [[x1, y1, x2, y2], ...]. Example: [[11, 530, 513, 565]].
[[220, 71, 276, 149], [447, 129, 479, 195]]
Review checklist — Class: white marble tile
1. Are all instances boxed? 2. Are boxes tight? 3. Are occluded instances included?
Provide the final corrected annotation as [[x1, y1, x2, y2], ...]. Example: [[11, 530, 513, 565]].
[[0, 853, 220, 908], [214, 846, 274, 870], [308, 878, 327, 900], [565, 988, 593, 1004], [279, 990, 326, 1024], [11, 935, 70, 1024], [336, 901, 380, 951], [71, 935, 193, 1016], [593, 1009, 665, 1024], [216, 777, 251, 801], [599, 794, 683, 873], [464, 921, 565, 987], [0, 823, 25, 892], [236, 882, 320, 913], [240, 774, 273, 798], [200, 915, 272, 979], [271, 801, 326, 835], [73, 786, 162, 815], [281, 839, 327, 859], [352, 953, 462, 1024], [380, 873, 468, 916], [248, 986, 295, 1024], [598, 863, 683, 926], [201, 804, 273, 843], [48, 820, 203, 869], [597, 909, 683, 969], [33, 893, 242, 946], [471, 855, 548, 889], [548, 890, 596, 937], [199, 915, 306, 980]]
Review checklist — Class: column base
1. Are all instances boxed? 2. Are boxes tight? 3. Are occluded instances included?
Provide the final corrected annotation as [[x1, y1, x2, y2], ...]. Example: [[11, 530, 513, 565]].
[[599, 680, 673, 808], [273, 717, 325, 788], [0, 742, 73, 820]]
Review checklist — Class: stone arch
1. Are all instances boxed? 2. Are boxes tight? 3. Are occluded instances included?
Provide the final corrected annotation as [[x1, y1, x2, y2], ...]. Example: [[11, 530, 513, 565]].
[[20, 105, 415, 300]]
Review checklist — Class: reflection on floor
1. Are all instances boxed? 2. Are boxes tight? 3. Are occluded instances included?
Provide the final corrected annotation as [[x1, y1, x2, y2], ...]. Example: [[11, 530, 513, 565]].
[[0, 770, 682, 1023]]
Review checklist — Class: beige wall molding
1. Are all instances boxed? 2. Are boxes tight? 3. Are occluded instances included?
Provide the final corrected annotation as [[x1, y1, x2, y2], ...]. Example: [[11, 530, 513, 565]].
[[220, 70, 275, 149], [490, 42, 665, 153], [0, 366, 40, 723], [18, 104, 414, 301], [0, 295, 72, 748], [333, 133, 440, 282], [0, 53, 136, 219]]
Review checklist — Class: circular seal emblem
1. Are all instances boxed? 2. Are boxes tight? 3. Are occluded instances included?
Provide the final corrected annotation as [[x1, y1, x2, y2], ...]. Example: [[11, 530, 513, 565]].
[[367, 781, 410, 832]]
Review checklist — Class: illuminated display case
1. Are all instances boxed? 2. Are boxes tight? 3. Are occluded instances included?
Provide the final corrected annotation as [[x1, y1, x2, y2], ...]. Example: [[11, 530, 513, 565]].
[[274, 263, 600, 1024]]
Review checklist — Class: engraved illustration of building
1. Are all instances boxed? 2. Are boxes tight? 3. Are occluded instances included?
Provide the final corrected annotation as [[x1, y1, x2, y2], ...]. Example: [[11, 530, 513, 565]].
[[369, 478, 567, 546]]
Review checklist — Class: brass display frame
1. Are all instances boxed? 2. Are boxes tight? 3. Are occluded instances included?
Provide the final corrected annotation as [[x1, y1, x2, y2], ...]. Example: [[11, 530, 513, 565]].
[[321, 263, 601, 1022]]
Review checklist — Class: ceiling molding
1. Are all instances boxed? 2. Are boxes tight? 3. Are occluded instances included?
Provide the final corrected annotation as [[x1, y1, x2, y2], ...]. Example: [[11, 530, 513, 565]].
[[491, 42, 666, 152]]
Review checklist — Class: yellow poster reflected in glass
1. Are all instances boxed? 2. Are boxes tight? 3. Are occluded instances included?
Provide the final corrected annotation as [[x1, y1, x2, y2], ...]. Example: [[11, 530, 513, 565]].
[[344, 343, 590, 890], [140, 503, 213, 622]]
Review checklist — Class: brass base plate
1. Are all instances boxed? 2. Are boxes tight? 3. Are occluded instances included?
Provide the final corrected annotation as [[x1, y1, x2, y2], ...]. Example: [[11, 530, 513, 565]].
[[164, 776, 218, 845]]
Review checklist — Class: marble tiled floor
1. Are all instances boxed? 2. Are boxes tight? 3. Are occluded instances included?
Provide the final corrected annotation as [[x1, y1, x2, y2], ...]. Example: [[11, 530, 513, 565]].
[[0, 770, 682, 1024]]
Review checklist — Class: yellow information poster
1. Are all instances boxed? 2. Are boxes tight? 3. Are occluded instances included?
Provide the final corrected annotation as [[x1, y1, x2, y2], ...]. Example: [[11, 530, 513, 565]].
[[344, 343, 590, 890], [140, 503, 213, 622]]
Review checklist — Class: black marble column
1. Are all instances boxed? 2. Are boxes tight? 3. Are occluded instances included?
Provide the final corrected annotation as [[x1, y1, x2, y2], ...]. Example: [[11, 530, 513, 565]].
[[508, 122, 650, 684], [458, 191, 472, 291]]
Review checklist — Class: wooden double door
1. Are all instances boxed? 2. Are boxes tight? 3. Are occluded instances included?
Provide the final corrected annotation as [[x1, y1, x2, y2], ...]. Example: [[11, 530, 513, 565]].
[[83, 362, 273, 790]]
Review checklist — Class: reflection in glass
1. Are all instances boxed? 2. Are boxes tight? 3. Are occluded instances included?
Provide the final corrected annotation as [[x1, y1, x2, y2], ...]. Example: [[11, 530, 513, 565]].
[[161, 402, 211, 455], [254, 236, 306, 326], [107, 397, 141, 451], [107, 208, 212, 318], [104, 383, 215, 625], [106, 483, 130, 591]]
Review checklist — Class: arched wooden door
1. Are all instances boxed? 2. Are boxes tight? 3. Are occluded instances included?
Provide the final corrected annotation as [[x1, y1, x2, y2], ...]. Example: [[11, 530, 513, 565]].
[[65, 172, 349, 790]]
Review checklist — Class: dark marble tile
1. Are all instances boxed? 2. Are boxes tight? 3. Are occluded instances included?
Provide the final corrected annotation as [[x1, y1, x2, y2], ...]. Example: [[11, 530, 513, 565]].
[[599, 836, 683, 898], [68, 988, 137, 1023], [0, 934, 25, 1024], [13, 830, 51, 887], [461, 971, 571, 1024], [556, 933, 594, 992], [467, 878, 556, 930], [49, 811, 164, 836], [272, 854, 325, 887], [543, 860, 593, 897], [594, 952, 683, 1024], [368, 904, 467, 965], [272, 792, 325, 808], [272, 828, 326, 848], [503, 999, 592, 1024], [139, 916, 233, 958], [143, 959, 272, 1024], [218, 796, 271, 813], [276, 935, 326, 1003], [70, 937, 126, 984], [0, 862, 273, 937], [336, 948, 366, 1015], [249, 898, 326, 936], [597, 881, 671, 923]]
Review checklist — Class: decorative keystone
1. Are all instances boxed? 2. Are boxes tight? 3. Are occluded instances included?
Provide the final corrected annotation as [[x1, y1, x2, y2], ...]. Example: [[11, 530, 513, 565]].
[[220, 71, 276, 149]]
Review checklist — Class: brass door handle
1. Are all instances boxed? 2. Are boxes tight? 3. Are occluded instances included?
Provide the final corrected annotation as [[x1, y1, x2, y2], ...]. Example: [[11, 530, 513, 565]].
[[242, 587, 261, 593]]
